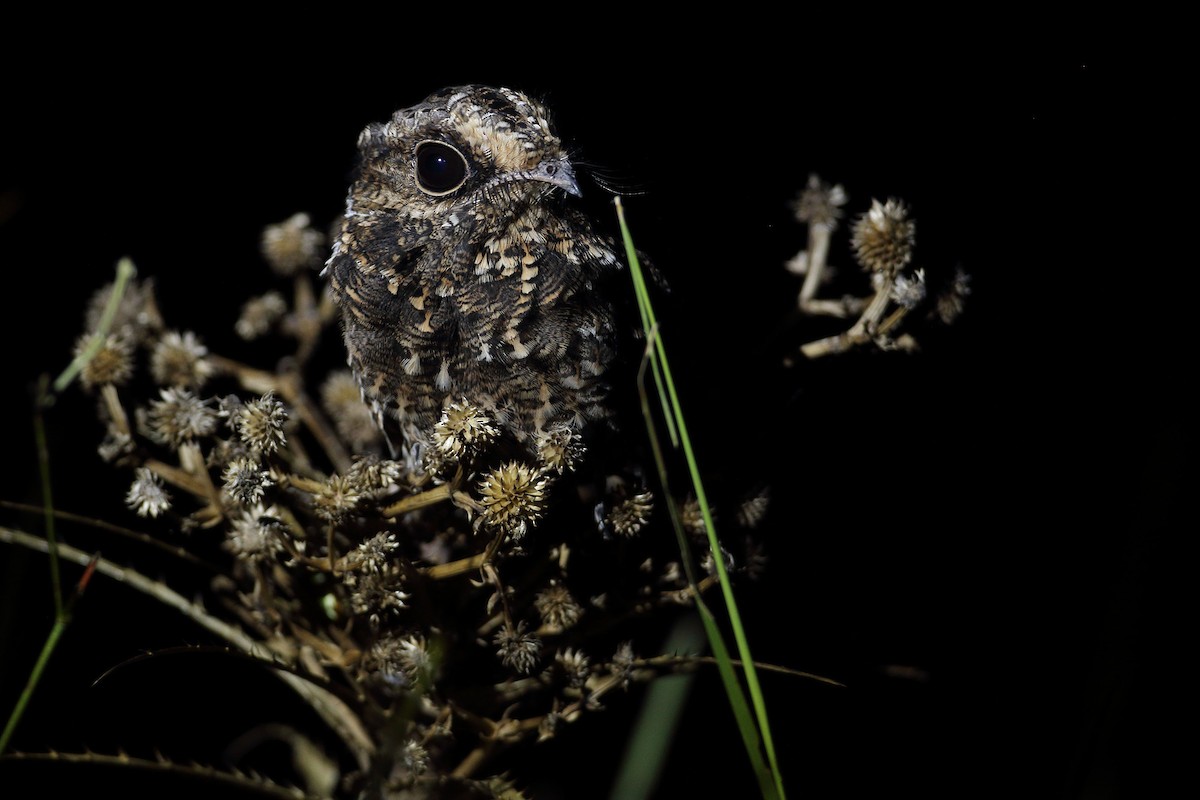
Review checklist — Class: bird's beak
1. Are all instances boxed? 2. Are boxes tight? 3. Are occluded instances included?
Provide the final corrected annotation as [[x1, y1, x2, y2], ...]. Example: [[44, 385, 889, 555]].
[[527, 156, 582, 197]]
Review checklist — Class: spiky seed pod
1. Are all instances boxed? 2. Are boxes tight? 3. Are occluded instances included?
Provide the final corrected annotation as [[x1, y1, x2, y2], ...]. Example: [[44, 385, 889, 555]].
[[478, 462, 548, 539], [225, 504, 286, 562], [321, 371, 382, 454], [146, 387, 217, 447], [261, 212, 325, 276], [534, 584, 582, 630], [607, 491, 654, 537], [221, 457, 273, 505], [430, 399, 498, 466], [313, 473, 361, 523], [792, 173, 847, 229], [890, 269, 927, 309], [76, 333, 134, 390], [235, 291, 287, 340], [150, 330, 212, 388], [236, 392, 287, 455], [495, 622, 541, 674], [534, 425, 585, 474], [84, 278, 162, 346], [125, 467, 171, 518], [851, 198, 915, 275]]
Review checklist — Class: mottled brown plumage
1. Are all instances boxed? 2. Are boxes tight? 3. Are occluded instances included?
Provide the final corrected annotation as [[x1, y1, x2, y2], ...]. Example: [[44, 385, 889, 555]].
[[324, 86, 622, 452]]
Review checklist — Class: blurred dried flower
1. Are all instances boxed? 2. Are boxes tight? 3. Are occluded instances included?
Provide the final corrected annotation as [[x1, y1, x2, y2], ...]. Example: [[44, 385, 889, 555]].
[[75, 332, 134, 390], [225, 504, 285, 562], [150, 330, 212, 388], [221, 457, 273, 506], [85, 278, 162, 345], [608, 491, 654, 537], [98, 422, 134, 463], [236, 392, 287, 455], [495, 622, 541, 674], [851, 198, 915, 275], [345, 568, 409, 625], [398, 740, 429, 778], [937, 267, 972, 324], [736, 488, 770, 529], [125, 467, 171, 518], [478, 462, 548, 539], [320, 371, 382, 454], [534, 425, 584, 474], [680, 495, 707, 539], [349, 532, 399, 574], [261, 212, 325, 276], [610, 641, 636, 688], [890, 269, 927, 309], [554, 647, 590, 689], [235, 291, 287, 340], [792, 173, 847, 229], [702, 545, 736, 577], [366, 634, 432, 701], [534, 584, 582, 630], [313, 473, 361, 523], [146, 387, 217, 447], [346, 454, 403, 494]]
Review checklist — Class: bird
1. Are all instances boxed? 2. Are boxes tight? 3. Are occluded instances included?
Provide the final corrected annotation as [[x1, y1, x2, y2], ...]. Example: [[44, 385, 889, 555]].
[[323, 85, 624, 456]]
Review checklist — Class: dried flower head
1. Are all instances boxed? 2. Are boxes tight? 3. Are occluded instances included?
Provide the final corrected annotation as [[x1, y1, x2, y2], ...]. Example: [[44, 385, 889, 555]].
[[235, 291, 287, 340], [610, 641, 636, 689], [348, 531, 399, 574], [146, 387, 217, 447], [313, 473, 361, 523], [98, 421, 134, 462], [495, 622, 541, 674], [554, 647, 591, 689], [367, 633, 432, 695], [225, 504, 286, 562], [397, 739, 430, 779], [534, 584, 582, 631], [743, 536, 768, 580], [85, 278, 162, 345], [125, 467, 171, 518], [261, 212, 325, 276], [345, 568, 410, 625], [346, 454, 403, 494], [890, 269, 927, 309], [534, 425, 585, 474], [680, 495, 707, 539], [320, 371, 382, 453], [221, 457, 273, 506], [477, 462, 548, 539], [736, 488, 770, 529], [150, 330, 212, 388], [851, 198, 916, 275], [792, 173, 847, 229], [430, 399, 498, 466], [701, 545, 736, 577], [937, 267, 972, 325], [75, 332, 134, 390], [607, 491, 654, 538], [236, 392, 287, 455]]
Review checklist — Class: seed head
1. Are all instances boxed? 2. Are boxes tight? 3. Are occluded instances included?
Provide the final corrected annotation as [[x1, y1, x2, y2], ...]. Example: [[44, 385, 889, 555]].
[[75, 333, 134, 390], [146, 387, 217, 447], [150, 330, 212, 389], [851, 198, 916, 275], [261, 212, 325, 276], [125, 467, 171, 518], [477, 462, 548, 540]]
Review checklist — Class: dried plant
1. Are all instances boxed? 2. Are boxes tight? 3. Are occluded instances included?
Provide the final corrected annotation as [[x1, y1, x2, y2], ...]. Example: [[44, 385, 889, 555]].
[[1, 213, 780, 799], [785, 174, 970, 360], [3, 173, 965, 796]]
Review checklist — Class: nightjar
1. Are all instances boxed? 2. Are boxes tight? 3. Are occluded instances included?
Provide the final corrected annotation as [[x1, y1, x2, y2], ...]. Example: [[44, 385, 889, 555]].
[[324, 85, 623, 454]]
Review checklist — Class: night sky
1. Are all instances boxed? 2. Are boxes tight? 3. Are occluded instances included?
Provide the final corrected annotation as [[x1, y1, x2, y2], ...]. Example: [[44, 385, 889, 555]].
[[0, 31, 1185, 799]]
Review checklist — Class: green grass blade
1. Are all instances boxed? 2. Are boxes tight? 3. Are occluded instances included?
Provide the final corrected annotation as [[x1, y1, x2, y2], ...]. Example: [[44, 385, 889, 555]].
[[616, 198, 785, 799], [608, 614, 705, 800], [53, 256, 136, 393]]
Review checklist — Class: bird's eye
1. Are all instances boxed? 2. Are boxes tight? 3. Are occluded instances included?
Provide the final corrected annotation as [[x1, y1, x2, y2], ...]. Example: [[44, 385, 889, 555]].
[[414, 141, 469, 195]]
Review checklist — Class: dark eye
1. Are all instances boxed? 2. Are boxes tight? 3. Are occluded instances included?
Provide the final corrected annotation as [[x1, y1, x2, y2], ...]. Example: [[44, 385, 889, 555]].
[[414, 141, 468, 195]]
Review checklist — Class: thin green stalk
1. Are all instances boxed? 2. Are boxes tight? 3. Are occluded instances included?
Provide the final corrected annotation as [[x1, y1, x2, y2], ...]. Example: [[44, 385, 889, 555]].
[[1, 258, 134, 755], [616, 198, 785, 799], [0, 555, 98, 755], [53, 257, 136, 393]]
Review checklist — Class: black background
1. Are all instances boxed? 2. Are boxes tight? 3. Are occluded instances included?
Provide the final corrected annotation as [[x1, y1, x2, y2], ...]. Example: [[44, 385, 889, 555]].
[[0, 27, 1187, 800]]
